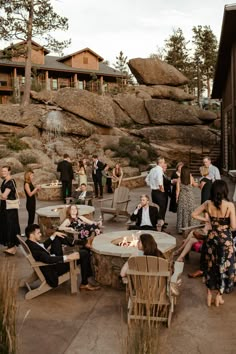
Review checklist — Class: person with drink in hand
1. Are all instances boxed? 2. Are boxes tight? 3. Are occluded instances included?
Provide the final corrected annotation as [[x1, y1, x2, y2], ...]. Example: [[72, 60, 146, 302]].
[[24, 170, 41, 226]]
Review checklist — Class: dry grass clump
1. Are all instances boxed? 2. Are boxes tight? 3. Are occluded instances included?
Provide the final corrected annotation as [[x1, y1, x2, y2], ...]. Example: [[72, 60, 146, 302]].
[[0, 260, 18, 354]]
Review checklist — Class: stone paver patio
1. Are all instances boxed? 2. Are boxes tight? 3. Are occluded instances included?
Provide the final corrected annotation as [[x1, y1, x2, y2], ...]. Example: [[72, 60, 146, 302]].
[[1, 178, 236, 354]]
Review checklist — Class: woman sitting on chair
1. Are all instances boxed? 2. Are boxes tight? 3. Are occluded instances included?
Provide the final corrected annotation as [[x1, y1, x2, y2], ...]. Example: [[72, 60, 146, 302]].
[[120, 234, 163, 277], [58, 205, 102, 248]]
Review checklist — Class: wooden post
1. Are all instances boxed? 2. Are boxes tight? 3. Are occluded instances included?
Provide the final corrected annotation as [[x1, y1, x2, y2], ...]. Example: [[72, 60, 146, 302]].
[[74, 73, 78, 88], [45, 71, 50, 90]]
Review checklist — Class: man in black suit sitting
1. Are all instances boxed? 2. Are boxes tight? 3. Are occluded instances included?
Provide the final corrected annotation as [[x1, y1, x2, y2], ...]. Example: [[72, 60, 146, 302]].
[[128, 194, 159, 231], [57, 153, 74, 203], [72, 183, 93, 205], [92, 154, 105, 198], [25, 224, 100, 291]]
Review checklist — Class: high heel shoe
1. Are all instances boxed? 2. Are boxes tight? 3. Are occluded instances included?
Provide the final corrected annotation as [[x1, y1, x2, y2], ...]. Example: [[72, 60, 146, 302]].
[[207, 292, 212, 307], [215, 294, 224, 307]]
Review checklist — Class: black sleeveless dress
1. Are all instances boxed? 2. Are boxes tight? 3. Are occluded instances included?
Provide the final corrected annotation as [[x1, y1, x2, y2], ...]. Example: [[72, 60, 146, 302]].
[[204, 209, 235, 294], [24, 182, 36, 225], [0, 179, 20, 247]]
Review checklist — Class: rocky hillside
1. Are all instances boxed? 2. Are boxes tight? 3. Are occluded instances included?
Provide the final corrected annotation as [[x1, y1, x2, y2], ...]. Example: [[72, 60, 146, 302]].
[[0, 57, 220, 194]]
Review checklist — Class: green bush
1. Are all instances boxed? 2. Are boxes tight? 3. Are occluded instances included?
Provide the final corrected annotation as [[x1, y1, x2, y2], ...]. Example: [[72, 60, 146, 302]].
[[7, 137, 28, 151], [18, 152, 37, 165]]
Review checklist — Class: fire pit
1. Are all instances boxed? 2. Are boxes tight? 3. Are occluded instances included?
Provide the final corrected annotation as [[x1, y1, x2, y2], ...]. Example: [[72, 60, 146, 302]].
[[36, 204, 95, 234], [92, 230, 176, 289]]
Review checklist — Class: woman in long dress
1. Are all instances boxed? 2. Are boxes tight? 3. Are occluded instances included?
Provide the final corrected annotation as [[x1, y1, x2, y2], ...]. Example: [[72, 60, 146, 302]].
[[24, 170, 41, 226], [176, 166, 198, 233], [112, 163, 123, 189], [0, 165, 20, 255], [169, 162, 183, 213], [192, 180, 236, 307], [77, 160, 87, 186]]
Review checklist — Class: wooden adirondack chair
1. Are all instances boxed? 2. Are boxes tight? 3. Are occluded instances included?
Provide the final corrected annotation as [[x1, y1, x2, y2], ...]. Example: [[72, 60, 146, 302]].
[[126, 256, 179, 328], [100, 186, 131, 221], [17, 235, 80, 300]]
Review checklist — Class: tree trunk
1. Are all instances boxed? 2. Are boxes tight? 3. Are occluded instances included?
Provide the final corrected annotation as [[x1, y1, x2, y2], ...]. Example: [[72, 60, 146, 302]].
[[21, 0, 34, 107], [207, 76, 211, 99]]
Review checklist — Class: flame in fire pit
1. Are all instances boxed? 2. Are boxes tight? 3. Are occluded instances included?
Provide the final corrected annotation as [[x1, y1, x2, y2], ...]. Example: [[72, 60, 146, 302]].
[[119, 232, 141, 247]]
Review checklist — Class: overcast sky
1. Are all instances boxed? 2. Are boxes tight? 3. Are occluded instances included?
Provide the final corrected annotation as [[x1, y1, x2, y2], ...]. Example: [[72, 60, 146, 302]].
[[1, 0, 233, 65]]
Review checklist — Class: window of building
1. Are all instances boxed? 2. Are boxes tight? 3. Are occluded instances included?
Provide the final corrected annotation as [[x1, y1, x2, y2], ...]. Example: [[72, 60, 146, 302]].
[[21, 77, 25, 85], [83, 57, 88, 64], [0, 81, 7, 86], [52, 79, 58, 90]]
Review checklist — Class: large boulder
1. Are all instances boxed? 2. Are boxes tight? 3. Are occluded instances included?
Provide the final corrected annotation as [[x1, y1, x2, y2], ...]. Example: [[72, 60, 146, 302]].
[[30, 90, 56, 104], [113, 94, 150, 125], [144, 99, 202, 125], [54, 88, 115, 127], [197, 109, 217, 122], [111, 101, 134, 127], [135, 85, 194, 101], [38, 110, 96, 137], [128, 58, 189, 86], [131, 125, 217, 146]]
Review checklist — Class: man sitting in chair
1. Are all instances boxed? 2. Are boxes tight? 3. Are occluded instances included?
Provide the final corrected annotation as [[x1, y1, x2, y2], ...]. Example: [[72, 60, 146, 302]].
[[128, 195, 159, 231], [25, 224, 100, 291], [73, 183, 93, 205]]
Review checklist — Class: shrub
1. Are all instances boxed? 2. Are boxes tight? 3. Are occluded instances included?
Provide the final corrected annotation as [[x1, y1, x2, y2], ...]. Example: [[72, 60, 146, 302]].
[[18, 152, 37, 165], [7, 137, 28, 151], [0, 147, 11, 159]]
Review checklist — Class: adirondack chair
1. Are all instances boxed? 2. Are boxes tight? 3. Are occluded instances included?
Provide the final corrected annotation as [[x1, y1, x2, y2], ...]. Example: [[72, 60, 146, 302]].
[[126, 256, 181, 327], [17, 235, 80, 300], [99, 186, 131, 221]]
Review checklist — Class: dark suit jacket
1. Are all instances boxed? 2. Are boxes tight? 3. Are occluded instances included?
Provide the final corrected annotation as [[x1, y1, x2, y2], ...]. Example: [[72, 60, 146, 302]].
[[26, 239, 68, 288], [130, 205, 159, 228], [92, 160, 105, 179], [57, 160, 74, 182]]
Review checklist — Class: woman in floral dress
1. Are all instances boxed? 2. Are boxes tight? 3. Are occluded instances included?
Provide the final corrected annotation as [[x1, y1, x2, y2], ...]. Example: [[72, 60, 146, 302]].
[[59, 205, 102, 248], [176, 166, 198, 233], [192, 180, 236, 307]]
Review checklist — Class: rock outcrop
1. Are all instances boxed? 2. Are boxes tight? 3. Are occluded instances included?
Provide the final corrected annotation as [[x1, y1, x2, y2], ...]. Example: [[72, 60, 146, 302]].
[[128, 58, 189, 86], [135, 85, 194, 101]]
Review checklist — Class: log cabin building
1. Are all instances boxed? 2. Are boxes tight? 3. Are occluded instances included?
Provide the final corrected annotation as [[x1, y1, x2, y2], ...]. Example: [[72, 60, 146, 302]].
[[212, 4, 236, 172], [0, 41, 126, 104]]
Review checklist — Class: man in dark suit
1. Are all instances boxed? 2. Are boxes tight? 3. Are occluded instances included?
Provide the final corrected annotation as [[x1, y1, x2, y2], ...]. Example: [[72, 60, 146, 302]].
[[57, 153, 74, 203], [72, 183, 93, 205], [128, 195, 159, 231], [91, 154, 105, 198], [25, 224, 100, 290]]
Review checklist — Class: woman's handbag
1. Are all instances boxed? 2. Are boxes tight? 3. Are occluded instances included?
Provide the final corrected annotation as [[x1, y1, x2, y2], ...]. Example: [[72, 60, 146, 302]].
[[6, 180, 20, 210]]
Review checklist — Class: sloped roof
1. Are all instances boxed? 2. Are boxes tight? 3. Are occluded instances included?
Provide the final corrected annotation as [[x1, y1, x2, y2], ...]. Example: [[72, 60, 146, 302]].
[[212, 4, 236, 98], [58, 47, 104, 62], [5, 40, 50, 54], [0, 55, 125, 77]]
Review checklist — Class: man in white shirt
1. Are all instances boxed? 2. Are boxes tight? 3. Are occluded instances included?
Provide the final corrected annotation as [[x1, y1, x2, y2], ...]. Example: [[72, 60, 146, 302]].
[[145, 157, 166, 226], [128, 195, 159, 230], [203, 156, 221, 182]]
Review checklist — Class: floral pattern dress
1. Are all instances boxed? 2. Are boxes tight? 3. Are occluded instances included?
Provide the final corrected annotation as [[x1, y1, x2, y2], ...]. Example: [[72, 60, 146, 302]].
[[204, 215, 235, 294], [69, 218, 101, 241], [177, 184, 195, 233]]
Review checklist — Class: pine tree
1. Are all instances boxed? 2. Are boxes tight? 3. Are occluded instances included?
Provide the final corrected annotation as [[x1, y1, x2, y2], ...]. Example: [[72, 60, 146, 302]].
[[192, 25, 218, 98], [164, 28, 189, 75], [114, 51, 134, 85], [0, 0, 70, 106]]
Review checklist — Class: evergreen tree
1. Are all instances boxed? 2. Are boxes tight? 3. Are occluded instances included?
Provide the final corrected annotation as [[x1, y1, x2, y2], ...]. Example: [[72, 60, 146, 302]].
[[192, 25, 218, 98], [164, 28, 189, 75], [114, 51, 134, 85], [0, 0, 70, 106]]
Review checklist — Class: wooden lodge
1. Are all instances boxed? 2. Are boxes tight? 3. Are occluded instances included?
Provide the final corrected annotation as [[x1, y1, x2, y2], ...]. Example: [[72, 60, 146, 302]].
[[212, 4, 236, 172], [0, 41, 126, 104]]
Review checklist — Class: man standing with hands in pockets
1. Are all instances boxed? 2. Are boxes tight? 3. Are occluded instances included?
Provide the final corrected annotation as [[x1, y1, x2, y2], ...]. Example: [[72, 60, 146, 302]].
[[145, 157, 166, 229]]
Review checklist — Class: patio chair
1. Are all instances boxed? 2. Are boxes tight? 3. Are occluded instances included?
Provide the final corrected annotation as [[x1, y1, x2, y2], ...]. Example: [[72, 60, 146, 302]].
[[126, 256, 182, 327], [17, 235, 80, 300], [99, 186, 131, 221]]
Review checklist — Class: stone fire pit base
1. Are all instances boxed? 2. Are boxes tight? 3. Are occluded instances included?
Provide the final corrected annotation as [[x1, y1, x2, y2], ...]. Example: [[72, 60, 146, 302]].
[[92, 230, 176, 289]]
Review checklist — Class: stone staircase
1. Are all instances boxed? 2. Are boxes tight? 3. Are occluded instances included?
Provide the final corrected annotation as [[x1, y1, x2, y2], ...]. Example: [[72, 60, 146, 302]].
[[189, 143, 221, 176]]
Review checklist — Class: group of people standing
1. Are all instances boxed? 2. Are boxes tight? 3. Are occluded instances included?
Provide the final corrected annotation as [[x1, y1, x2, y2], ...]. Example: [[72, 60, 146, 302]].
[[57, 154, 123, 203]]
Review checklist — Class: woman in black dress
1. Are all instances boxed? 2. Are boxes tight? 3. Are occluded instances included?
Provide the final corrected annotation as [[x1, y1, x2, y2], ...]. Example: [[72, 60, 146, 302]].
[[169, 162, 184, 213], [0, 165, 20, 255], [24, 170, 40, 226], [199, 166, 212, 204]]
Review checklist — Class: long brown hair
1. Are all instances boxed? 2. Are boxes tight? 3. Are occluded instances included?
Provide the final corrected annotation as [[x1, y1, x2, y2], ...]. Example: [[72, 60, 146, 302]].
[[24, 170, 33, 184], [180, 166, 191, 185], [78, 160, 86, 174], [140, 234, 162, 257], [66, 205, 79, 219]]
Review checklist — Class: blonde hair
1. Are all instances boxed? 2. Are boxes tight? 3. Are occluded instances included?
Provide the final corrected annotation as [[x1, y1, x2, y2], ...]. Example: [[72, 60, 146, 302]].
[[24, 170, 33, 183], [200, 166, 209, 177]]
